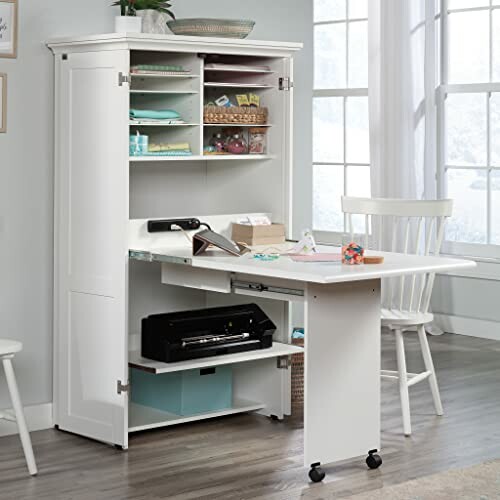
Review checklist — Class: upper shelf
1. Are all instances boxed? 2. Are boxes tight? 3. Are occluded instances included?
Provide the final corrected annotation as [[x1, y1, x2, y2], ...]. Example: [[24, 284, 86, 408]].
[[204, 82, 275, 89], [130, 154, 275, 162], [129, 90, 199, 94], [129, 342, 303, 374], [131, 73, 199, 79]]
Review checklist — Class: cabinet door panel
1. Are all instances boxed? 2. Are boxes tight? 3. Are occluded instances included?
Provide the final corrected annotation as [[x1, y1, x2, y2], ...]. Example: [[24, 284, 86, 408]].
[[54, 50, 129, 446]]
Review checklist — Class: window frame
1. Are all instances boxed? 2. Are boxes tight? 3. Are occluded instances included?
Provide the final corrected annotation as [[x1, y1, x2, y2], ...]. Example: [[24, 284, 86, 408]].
[[438, 0, 500, 258], [312, 1, 369, 243]]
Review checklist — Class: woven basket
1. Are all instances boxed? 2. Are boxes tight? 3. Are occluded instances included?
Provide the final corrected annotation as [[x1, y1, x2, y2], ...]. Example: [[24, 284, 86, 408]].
[[291, 337, 304, 415], [204, 105, 268, 125], [167, 18, 255, 39]]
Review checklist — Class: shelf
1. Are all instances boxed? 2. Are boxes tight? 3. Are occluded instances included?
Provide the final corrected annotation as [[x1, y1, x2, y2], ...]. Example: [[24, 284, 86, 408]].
[[129, 122, 199, 127], [204, 67, 275, 75], [129, 399, 265, 433], [130, 154, 275, 162], [130, 90, 199, 95], [129, 342, 302, 374], [204, 82, 275, 89], [130, 73, 199, 79]]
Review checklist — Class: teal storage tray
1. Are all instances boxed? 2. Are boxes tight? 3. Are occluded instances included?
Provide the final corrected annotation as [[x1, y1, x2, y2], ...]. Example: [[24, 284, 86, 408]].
[[130, 366, 233, 416]]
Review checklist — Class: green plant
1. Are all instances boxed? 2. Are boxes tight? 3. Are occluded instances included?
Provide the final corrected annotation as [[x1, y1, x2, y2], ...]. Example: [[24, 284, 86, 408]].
[[113, 0, 175, 18]]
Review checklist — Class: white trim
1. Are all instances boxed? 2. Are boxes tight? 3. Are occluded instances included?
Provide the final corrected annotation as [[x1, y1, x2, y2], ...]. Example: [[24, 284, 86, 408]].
[[0, 402, 52, 437], [434, 313, 500, 341]]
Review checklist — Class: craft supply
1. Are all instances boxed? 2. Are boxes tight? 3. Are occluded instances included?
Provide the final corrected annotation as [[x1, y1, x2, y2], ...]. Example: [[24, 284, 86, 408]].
[[249, 127, 267, 154], [232, 222, 285, 246], [148, 142, 190, 152], [215, 95, 232, 107], [236, 94, 250, 107], [130, 109, 181, 120], [129, 132, 148, 156], [364, 255, 384, 264], [249, 93, 260, 107], [291, 254, 342, 263], [209, 132, 226, 152], [227, 133, 248, 154], [342, 242, 364, 265], [290, 230, 317, 255], [253, 253, 280, 261]]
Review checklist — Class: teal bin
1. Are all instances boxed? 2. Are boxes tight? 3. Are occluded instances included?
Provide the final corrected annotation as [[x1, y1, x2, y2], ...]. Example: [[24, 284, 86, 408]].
[[130, 366, 233, 416]]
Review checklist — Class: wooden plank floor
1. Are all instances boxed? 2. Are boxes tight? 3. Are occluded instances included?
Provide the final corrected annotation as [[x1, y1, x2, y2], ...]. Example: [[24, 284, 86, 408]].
[[1, 332, 500, 500]]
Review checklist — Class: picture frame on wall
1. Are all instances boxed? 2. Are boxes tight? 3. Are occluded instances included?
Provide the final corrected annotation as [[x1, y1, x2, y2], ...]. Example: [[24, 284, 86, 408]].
[[0, 0, 18, 58], [0, 73, 6, 133]]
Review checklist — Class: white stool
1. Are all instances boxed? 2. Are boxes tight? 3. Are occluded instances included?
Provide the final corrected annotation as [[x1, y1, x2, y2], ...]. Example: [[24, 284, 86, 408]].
[[0, 339, 37, 475]]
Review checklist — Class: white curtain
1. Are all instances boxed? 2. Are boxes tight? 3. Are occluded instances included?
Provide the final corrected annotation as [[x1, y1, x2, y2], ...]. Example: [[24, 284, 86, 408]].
[[368, 0, 438, 202]]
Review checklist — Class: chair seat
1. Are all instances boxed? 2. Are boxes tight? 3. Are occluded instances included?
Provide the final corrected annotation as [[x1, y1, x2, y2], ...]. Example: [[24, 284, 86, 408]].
[[381, 309, 433, 327], [0, 339, 23, 357]]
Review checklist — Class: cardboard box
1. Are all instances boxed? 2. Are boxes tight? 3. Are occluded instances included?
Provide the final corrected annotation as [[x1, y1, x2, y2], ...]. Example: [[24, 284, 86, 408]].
[[232, 223, 286, 246]]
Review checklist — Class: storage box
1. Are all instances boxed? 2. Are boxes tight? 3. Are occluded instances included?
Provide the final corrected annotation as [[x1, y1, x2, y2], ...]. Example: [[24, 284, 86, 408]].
[[130, 366, 233, 416], [231, 223, 285, 246]]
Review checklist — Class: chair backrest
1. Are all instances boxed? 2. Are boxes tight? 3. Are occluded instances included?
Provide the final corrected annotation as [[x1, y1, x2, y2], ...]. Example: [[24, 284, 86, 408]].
[[341, 197, 453, 314]]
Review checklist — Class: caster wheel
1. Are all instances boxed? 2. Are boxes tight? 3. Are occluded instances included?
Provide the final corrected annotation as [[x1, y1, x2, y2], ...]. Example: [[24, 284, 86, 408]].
[[270, 415, 279, 421], [309, 464, 326, 483], [366, 450, 382, 470]]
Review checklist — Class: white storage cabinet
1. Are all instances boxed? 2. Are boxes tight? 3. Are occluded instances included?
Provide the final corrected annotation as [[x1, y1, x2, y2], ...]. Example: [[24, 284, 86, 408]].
[[48, 33, 302, 449]]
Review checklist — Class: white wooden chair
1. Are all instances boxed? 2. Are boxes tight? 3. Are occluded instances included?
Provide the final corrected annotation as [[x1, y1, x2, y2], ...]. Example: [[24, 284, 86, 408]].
[[0, 339, 37, 475], [341, 197, 453, 436]]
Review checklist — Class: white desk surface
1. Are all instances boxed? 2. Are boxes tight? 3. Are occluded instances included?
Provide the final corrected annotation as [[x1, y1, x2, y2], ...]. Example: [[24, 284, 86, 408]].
[[130, 243, 475, 285]]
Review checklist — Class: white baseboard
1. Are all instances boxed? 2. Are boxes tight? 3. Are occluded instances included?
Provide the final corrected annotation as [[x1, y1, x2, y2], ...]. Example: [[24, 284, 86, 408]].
[[434, 313, 500, 342], [0, 402, 53, 437]]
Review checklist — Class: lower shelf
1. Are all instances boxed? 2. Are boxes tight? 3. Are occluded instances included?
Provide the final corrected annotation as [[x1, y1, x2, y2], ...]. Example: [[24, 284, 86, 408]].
[[128, 400, 265, 433]]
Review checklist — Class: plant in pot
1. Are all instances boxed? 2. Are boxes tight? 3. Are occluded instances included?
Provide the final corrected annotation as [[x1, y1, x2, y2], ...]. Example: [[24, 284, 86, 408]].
[[134, 0, 175, 34], [114, 0, 142, 33]]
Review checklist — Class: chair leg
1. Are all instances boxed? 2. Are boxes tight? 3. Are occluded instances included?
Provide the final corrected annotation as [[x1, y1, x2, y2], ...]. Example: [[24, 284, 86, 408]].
[[417, 325, 444, 416], [395, 329, 412, 436], [2, 358, 38, 475]]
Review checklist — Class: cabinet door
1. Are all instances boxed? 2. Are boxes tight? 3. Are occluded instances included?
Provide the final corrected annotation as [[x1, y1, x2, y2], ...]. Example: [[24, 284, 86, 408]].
[[54, 49, 129, 447]]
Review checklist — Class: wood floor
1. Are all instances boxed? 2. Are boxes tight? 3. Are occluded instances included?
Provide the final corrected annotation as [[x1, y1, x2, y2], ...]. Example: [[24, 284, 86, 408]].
[[1, 332, 499, 500]]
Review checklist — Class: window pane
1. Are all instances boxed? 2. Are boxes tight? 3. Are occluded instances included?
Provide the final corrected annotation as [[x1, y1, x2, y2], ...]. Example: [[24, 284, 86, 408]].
[[448, 0, 489, 8], [491, 170, 500, 244], [314, 0, 346, 22], [346, 96, 369, 164], [348, 20, 368, 87], [313, 165, 344, 232], [492, 94, 500, 167], [347, 165, 371, 233], [493, 10, 500, 81], [448, 10, 489, 83], [446, 93, 487, 166], [313, 97, 344, 163], [348, 0, 367, 19], [314, 23, 347, 89], [446, 169, 487, 244]]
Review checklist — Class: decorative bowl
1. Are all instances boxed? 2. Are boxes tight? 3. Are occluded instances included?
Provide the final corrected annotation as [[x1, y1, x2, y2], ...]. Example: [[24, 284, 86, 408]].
[[167, 18, 255, 39]]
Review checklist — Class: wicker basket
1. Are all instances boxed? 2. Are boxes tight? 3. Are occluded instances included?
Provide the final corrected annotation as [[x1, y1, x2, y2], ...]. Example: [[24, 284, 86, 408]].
[[204, 105, 268, 125], [291, 337, 304, 415], [167, 18, 255, 39]]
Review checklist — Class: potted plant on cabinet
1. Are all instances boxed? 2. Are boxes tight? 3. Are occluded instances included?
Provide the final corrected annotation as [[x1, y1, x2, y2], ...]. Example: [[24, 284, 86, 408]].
[[136, 0, 175, 34], [114, 0, 142, 33]]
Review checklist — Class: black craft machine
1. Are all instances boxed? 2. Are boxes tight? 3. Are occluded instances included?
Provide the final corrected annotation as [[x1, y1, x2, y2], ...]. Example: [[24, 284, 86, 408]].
[[141, 304, 276, 363]]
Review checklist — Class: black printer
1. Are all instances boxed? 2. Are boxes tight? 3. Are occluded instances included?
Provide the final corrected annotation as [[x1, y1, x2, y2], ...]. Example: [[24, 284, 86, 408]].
[[141, 303, 276, 363]]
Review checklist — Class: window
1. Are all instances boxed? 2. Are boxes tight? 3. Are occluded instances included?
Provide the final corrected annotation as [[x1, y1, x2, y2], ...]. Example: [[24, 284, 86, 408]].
[[312, 0, 370, 237], [439, 0, 500, 255]]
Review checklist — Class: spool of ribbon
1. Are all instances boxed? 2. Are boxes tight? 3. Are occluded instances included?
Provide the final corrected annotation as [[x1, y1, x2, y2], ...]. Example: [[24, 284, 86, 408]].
[[342, 242, 364, 265]]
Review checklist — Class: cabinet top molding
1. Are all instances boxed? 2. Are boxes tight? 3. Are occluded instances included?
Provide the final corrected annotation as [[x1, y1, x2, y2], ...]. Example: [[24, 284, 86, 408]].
[[47, 33, 303, 57]]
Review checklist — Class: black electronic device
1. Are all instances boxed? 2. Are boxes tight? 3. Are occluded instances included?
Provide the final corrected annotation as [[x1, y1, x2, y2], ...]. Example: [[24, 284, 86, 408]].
[[147, 218, 202, 233], [141, 304, 276, 363]]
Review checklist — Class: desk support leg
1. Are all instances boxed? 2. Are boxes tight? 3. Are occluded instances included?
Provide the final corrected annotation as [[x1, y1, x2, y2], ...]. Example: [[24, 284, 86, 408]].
[[304, 279, 381, 475]]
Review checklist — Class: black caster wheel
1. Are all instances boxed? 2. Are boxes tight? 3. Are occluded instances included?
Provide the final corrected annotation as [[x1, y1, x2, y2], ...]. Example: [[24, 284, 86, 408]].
[[366, 449, 382, 470], [270, 414, 279, 421], [309, 463, 326, 483]]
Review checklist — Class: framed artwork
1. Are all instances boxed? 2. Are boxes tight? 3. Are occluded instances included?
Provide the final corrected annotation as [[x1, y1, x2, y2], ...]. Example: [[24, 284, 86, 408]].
[[0, 0, 18, 58], [0, 73, 6, 133]]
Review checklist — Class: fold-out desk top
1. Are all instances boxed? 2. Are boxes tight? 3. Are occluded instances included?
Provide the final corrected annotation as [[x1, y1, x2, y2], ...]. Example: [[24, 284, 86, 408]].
[[129, 215, 475, 285], [129, 244, 475, 285]]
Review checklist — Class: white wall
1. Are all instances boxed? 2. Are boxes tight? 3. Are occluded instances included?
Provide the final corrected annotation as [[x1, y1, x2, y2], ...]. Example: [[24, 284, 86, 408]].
[[0, 1, 312, 409]]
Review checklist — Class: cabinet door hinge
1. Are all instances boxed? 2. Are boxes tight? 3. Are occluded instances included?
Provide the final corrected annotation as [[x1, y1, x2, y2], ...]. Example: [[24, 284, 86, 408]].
[[118, 72, 130, 86], [117, 380, 129, 394], [277, 356, 291, 369], [279, 77, 293, 91]]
